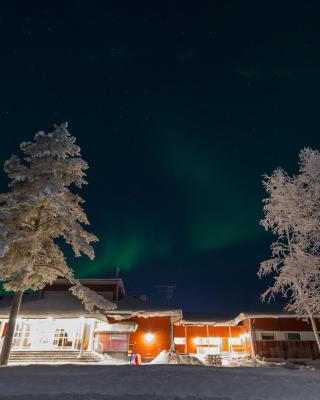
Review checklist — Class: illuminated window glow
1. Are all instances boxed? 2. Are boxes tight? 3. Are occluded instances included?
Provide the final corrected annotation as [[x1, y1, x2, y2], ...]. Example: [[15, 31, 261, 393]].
[[174, 337, 186, 345], [11, 318, 96, 350], [228, 337, 241, 345], [193, 337, 221, 346]]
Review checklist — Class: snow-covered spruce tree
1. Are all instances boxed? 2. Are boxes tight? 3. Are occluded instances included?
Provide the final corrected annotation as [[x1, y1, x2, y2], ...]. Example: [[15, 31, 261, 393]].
[[0, 123, 116, 366], [259, 148, 320, 352]]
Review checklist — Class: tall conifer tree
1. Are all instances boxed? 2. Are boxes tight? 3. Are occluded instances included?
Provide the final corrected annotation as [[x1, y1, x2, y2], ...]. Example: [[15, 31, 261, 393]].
[[0, 123, 115, 365]]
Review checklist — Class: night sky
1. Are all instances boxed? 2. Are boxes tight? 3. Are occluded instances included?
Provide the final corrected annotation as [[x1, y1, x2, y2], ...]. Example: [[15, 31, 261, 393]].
[[1, 2, 320, 314]]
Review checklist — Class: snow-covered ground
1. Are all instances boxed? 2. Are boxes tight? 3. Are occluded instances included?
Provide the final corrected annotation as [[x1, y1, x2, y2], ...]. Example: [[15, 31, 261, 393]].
[[1, 364, 320, 399]]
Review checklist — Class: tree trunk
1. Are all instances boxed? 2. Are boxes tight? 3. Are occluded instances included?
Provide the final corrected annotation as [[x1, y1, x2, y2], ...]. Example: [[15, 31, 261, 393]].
[[308, 312, 320, 354], [0, 291, 23, 366]]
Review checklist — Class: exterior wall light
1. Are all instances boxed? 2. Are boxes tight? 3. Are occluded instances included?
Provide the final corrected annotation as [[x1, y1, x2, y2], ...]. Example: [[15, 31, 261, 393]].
[[144, 332, 154, 343]]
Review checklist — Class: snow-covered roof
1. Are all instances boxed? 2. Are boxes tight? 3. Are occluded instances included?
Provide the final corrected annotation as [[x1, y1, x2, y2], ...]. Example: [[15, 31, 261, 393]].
[[0, 289, 302, 324], [0, 292, 102, 319], [0, 291, 182, 320], [45, 278, 126, 299], [106, 295, 182, 321], [94, 321, 138, 333], [232, 312, 301, 325], [176, 311, 307, 327], [177, 312, 236, 326], [108, 310, 182, 321]]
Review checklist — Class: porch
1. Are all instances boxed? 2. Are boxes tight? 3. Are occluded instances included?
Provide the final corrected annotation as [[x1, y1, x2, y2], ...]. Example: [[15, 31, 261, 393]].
[[0, 317, 137, 363], [0, 317, 97, 352]]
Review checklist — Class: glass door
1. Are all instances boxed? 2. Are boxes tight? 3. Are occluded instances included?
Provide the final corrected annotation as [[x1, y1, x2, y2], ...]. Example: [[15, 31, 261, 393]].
[[12, 319, 83, 351]]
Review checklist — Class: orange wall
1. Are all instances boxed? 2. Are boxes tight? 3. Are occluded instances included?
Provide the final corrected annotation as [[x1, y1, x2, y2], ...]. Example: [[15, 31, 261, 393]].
[[174, 324, 247, 354], [174, 325, 187, 354], [103, 315, 320, 360], [127, 316, 172, 360]]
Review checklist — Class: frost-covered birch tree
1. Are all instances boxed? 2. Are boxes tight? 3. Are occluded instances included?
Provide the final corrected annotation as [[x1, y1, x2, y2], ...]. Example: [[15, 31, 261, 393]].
[[0, 123, 116, 365], [259, 148, 320, 352]]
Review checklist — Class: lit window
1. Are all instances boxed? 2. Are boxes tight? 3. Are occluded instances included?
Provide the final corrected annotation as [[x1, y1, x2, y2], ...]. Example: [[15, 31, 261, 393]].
[[261, 332, 275, 341], [228, 337, 241, 345], [174, 337, 186, 345], [193, 337, 221, 345], [286, 332, 301, 341]]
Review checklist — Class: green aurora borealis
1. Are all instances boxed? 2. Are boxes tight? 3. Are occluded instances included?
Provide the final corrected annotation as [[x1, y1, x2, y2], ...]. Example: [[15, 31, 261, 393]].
[[76, 133, 263, 278]]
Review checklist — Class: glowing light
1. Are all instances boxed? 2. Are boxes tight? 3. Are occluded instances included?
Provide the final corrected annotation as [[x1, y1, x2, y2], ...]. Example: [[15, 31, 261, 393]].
[[144, 332, 154, 343]]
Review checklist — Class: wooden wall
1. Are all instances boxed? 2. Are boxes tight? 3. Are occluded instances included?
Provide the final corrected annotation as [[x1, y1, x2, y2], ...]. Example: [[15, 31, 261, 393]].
[[127, 316, 172, 361], [255, 340, 320, 359], [174, 324, 247, 354], [244, 317, 320, 359], [252, 317, 320, 331]]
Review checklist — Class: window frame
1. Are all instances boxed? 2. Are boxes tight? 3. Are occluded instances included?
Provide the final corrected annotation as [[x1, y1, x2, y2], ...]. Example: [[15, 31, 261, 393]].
[[174, 337, 186, 345], [286, 332, 301, 341], [260, 332, 276, 341]]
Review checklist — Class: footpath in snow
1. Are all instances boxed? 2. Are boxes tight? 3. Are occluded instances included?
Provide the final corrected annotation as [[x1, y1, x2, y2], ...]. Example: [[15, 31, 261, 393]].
[[1, 364, 320, 399]]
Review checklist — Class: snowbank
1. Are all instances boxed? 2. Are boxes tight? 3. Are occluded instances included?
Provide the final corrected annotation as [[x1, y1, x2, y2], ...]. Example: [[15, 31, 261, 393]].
[[149, 350, 170, 364], [1, 364, 320, 399], [150, 350, 204, 365]]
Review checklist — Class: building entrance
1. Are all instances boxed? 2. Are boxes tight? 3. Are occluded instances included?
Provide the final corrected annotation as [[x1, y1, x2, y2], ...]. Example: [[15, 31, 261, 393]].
[[11, 318, 83, 350]]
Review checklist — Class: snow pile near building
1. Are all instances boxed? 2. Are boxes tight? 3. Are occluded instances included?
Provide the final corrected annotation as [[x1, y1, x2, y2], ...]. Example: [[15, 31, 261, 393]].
[[224, 355, 281, 368], [150, 350, 204, 365], [100, 353, 128, 365], [149, 350, 170, 364], [223, 355, 320, 370]]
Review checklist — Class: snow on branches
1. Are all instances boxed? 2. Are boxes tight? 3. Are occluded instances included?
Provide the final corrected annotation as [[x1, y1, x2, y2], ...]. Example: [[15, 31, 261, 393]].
[[259, 148, 320, 349], [69, 282, 116, 312], [0, 123, 116, 312]]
